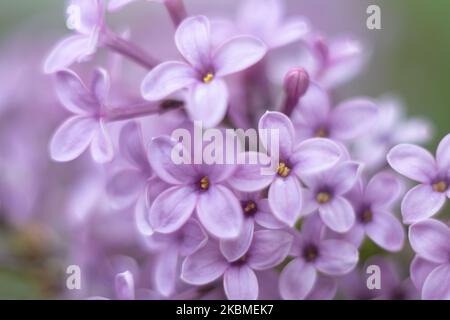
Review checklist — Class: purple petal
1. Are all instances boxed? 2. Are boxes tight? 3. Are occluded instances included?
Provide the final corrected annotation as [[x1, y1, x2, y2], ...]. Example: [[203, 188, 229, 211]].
[[291, 138, 341, 175], [410, 256, 439, 291], [306, 275, 337, 300], [91, 68, 109, 104], [186, 79, 228, 128], [422, 264, 450, 300], [269, 18, 309, 48], [106, 169, 146, 208], [279, 258, 317, 300], [330, 98, 378, 141], [401, 184, 446, 224], [437, 133, 450, 171], [365, 210, 404, 252], [258, 111, 295, 158], [319, 196, 355, 233], [175, 15, 211, 68], [247, 230, 293, 270], [115, 271, 135, 300], [214, 35, 266, 77], [409, 219, 450, 264], [294, 83, 331, 128], [44, 35, 94, 74], [154, 248, 179, 297], [325, 161, 362, 195], [268, 176, 303, 226], [387, 144, 437, 183], [148, 136, 196, 185], [149, 186, 197, 233], [50, 116, 96, 162], [135, 189, 154, 236], [197, 185, 243, 239], [181, 241, 228, 285], [220, 219, 254, 262], [141, 61, 197, 101], [254, 199, 287, 229], [302, 214, 326, 244], [108, 0, 137, 11], [177, 219, 208, 257], [119, 121, 149, 170], [315, 240, 358, 275], [364, 171, 402, 207], [223, 265, 258, 300], [90, 122, 113, 163]]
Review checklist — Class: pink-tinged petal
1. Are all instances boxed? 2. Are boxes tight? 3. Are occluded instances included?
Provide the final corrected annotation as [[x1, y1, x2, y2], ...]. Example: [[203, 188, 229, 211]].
[[214, 36, 266, 77], [227, 152, 274, 192], [365, 171, 402, 207], [106, 169, 146, 208], [50, 116, 96, 162], [247, 230, 293, 270], [422, 264, 450, 300], [178, 219, 208, 257], [90, 122, 114, 163], [141, 61, 197, 101], [91, 68, 110, 104], [149, 186, 197, 233], [135, 189, 154, 236], [154, 248, 179, 297], [294, 82, 330, 127], [44, 35, 94, 74], [330, 98, 378, 141], [326, 161, 362, 195], [148, 136, 196, 185], [365, 210, 404, 252], [224, 265, 258, 300], [409, 219, 450, 264], [387, 144, 437, 183], [291, 138, 341, 176], [437, 133, 450, 171], [119, 121, 149, 170], [410, 256, 439, 291], [279, 258, 317, 300], [186, 79, 228, 128], [54, 69, 99, 113], [220, 219, 254, 262], [316, 240, 358, 275], [306, 276, 337, 300], [319, 196, 355, 233], [258, 111, 295, 158], [115, 271, 135, 300], [268, 176, 302, 226], [181, 241, 228, 285], [197, 185, 243, 239], [108, 0, 137, 11], [401, 184, 446, 224], [175, 15, 211, 68], [269, 18, 309, 48], [254, 199, 287, 229]]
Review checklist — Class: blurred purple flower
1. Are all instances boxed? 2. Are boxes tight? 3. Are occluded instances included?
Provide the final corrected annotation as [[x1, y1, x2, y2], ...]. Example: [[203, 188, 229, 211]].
[[387, 133, 450, 223]]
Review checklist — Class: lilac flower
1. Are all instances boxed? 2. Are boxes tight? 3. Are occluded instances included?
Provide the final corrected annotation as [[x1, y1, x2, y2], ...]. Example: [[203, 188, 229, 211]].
[[181, 230, 293, 300], [340, 172, 405, 252], [228, 111, 342, 226], [409, 219, 450, 299], [141, 15, 267, 127], [50, 68, 114, 163], [279, 216, 358, 299], [387, 133, 450, 223], [302, 161, 362, 233], [292, 83, 378, 143], [219, 192, 286, 262], [147, 135, 243, 239], [44, 0, 105, 73]]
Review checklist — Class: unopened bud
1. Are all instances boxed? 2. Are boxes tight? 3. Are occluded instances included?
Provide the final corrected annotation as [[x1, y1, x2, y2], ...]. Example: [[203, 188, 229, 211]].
[[282, 68, 310, 116]]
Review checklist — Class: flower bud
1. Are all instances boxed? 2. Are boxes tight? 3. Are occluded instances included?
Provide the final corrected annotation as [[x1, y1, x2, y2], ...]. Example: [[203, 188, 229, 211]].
[[282, 67, 310, 116]]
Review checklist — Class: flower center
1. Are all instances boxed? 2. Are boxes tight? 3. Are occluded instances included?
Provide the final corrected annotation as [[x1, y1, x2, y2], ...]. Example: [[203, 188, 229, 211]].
[[315, 127, 329, 138], [277, 162, 291, 177], [432, 181, 448, 193], [242, 200, 258, 216], [202, 72, 214, 84], [303, 244, 319, 262], [199, 176, 209, 191], [316, 192, 331, 204], [360, 209, 373, 224]]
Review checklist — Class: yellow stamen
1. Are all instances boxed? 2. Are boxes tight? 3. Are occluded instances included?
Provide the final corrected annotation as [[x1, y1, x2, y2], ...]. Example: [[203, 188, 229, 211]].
[[316, 192, 331, 204], [361, 209, 373, 223], [433, 181, 448, 193], [316, 127, 328, 138], [277, 162, 291, 177], [203, 72, 214, 83], [200, 176, 209, 190], [243, 201, 257, 214]]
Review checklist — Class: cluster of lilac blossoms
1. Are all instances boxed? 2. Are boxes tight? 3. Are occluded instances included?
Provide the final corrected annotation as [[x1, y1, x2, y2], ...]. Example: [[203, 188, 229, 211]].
[[40, 0, 450, 300]]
